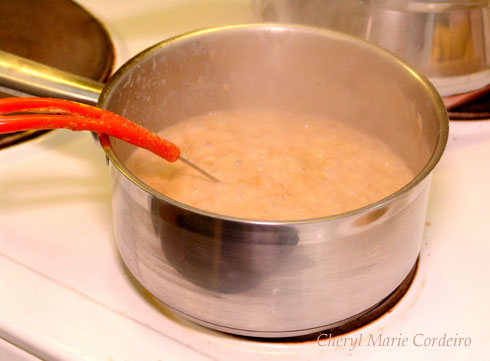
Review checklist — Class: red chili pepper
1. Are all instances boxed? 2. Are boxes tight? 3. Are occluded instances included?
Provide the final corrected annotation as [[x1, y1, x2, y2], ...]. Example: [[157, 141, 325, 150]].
[[0, 97, 180, 162]]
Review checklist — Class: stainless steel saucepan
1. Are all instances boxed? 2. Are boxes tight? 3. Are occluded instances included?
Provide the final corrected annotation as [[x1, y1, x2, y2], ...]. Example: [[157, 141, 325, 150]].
[[0, 24, 448, 337]]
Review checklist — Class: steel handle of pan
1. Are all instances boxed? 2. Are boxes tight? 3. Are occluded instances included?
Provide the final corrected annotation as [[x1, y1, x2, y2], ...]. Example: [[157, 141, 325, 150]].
[[0, 50, 103, 105]]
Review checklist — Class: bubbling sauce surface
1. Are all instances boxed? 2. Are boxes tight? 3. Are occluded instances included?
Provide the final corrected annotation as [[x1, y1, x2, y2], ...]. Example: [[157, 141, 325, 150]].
[[126, 109, 413, 220]]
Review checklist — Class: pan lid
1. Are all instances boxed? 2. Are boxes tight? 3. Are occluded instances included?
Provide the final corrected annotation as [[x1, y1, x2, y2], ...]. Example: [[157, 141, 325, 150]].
[[0, 0, 114, 148]]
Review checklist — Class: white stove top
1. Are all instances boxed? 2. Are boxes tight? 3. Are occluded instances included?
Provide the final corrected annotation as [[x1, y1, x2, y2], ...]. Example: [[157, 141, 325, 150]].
[[1, 1, 490, 360]]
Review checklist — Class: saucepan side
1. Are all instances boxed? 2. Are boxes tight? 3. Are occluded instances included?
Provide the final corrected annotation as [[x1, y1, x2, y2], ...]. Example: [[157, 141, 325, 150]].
[[97, 24, 448, 337]]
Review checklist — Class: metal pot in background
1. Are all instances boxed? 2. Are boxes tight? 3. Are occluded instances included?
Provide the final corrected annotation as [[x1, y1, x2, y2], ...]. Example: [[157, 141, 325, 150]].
[[254, 0, 490, 96]]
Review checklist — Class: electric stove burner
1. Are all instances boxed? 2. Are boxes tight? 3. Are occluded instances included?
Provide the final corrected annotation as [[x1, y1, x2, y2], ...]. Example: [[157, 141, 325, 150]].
[[442, 82, 490, 120], [0, 0, 114, 148], [448, 91, 490, 120]]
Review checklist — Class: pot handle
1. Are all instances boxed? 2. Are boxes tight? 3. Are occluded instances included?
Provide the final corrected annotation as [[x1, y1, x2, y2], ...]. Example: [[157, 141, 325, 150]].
[[0, 50, 103, 105]]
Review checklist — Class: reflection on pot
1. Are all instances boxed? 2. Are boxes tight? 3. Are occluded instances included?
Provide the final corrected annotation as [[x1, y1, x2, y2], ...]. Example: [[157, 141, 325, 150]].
[[152, 199, 299, 294]]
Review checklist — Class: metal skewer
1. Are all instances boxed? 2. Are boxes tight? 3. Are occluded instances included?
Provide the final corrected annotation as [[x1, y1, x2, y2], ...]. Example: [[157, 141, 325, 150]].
[[179, 156, 220, 182]]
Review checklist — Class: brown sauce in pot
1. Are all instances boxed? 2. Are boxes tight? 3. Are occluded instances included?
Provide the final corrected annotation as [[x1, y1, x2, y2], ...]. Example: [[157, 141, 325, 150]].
[[126, 109, 413, 220]]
